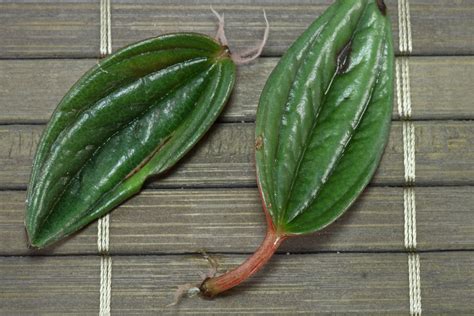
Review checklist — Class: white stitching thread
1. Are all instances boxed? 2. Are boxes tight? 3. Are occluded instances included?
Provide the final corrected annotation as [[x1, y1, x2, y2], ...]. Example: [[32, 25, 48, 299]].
[[397, 58, 420, 314], [405, 0, 413, 53], [98, 214, 112, 316], [100, 0, 112, 57], [408, 253, 422, 315], [98, 214, 110, 253], [398, 0, 413, 55], [396, 58, 416, 183], [401, 58, 412, 118], [100, 256, 112, 315], [402, 121, 416, 184], [99, 0, 112, 315], [403, 187, 417, 250], [397, 1, 420, 315], [398, 0, 406, 53], [396, 60, 403, 119], [98, 214, 111, 316]]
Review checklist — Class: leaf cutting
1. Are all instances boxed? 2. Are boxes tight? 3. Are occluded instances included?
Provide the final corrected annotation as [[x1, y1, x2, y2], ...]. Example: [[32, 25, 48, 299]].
[[26, 33, 235, 247], [25, 33, 236, 248], [200, 0, 394, 297], [26, 8, 270, 249]]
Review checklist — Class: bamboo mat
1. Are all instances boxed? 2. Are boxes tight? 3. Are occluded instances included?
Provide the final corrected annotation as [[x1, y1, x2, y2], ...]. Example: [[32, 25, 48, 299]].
[[0, 0, 473, 315]]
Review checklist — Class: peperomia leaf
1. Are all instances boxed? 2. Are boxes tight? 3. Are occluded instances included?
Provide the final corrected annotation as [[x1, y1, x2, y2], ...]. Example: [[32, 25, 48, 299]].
[[255, 0, 394, 235], [200, 0, 394, 299], [26, 33, 235, 248]]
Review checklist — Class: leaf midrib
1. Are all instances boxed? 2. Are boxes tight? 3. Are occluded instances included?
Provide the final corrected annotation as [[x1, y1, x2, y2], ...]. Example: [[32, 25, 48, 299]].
[[277, 3, 370, 228], [36, 59, 214, 236], [271, 22, 334, 227], [31, 48, 213, 197], [288, 35, 388, 227]]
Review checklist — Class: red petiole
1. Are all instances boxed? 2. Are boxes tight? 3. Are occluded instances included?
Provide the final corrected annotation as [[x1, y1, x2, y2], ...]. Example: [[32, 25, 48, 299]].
[[199, 224, 286, 298]]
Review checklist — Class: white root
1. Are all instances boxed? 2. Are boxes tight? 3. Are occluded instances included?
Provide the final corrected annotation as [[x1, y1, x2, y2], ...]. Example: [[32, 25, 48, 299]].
[[211, 7, 270, 65], [166, 252, 219, 307], [167, 11, 270, 305], [199, 251, 219, 280], [166, 283, 199, 307], [210, 6, 228, 47]]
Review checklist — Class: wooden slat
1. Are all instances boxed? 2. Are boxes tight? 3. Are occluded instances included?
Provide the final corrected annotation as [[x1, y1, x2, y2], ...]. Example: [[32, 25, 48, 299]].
[[2, 253, 472, 314], [0, 59, 97, 124], [0, 121, 473, 190], [1, 57, 474, 124], [0, 187, 403, 255], [0, 252, 474, 315], [112, 253, 409, 314], [0, 253, 410, 314], [0, 189, 97, 255], [0, 1, 100, 58], [417, 187, 474, 251], [420, 252, 474, 314], [410, 0, 474, 55], [409, 57, 474, 120], [2, 1, 472, 58], [0, 256, 100, 315], [112, 0, 474, 57], [2, 187, 473, 255], [414, 121, 474, 186]]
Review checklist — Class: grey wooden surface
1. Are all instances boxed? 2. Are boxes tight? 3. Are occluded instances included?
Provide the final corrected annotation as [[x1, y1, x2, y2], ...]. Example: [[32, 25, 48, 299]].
[[2, 1, 474, 57], [0, 0, 473, 315], [0, 121, 473, 189], [1, 187, 473, 256], [1, 253, 473, 314], [2, 57, 474, 124]]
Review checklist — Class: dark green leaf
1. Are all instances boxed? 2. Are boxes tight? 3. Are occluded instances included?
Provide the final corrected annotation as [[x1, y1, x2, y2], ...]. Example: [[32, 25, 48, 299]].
[[26, 33, 235, 248], [255, 0, 394, 235]]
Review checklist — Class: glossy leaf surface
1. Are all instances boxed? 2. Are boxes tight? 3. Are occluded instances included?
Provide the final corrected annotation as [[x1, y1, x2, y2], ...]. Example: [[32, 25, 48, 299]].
[[26, 33, 235, 248], [255, 0, 394, 235]]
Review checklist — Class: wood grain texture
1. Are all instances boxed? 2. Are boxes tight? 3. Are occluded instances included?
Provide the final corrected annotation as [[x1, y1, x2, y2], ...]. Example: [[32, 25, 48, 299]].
[[420, 252, 474, 314], [0, 59, 98, 124], [0, 253, 410, 314], [410, 0, 474, 55], [1, 1, 472, 58], [417, 187, 474, 251], [1, 253, 472, 314], [0, 189, 97, 255], [409, 57, 474, 120], [2, 186, 473, 256], [0, 1, 100, 58], [1, 57, 474, 124], [0, 121, 472, 190], [1, 1, 473, 315], [111, 0, 474, 57], [0, 256, 100, 315], [0, 187, 403, 255]]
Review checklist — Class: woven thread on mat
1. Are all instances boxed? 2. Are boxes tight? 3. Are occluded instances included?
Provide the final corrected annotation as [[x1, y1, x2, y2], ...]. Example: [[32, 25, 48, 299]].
[[99, 0, 112, 315], [397, 1, 421, 315], [100, 0, 112, 57], [98, 215, 112, 316], [98, 210, 112, 315]]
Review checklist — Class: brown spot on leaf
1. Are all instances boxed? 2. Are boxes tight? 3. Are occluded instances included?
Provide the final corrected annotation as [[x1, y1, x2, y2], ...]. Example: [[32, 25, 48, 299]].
[[376, 0, 387, 15], [125, 134, 172, 180], [255, 136, 263, 150], [336, 40, 352, 74]]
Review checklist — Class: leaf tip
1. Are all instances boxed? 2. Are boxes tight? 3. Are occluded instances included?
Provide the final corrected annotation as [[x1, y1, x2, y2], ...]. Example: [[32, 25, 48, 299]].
[[25, 227, 40, 249]]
